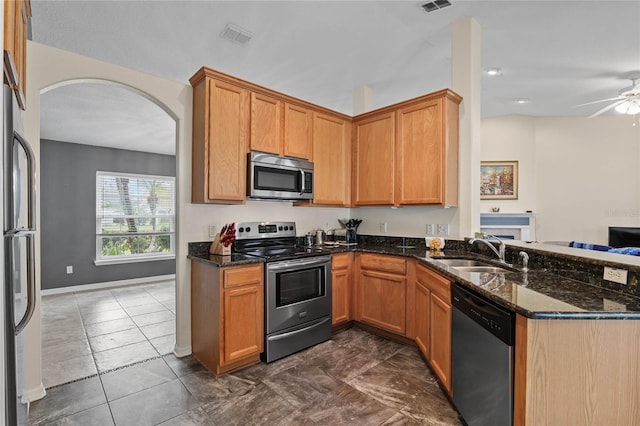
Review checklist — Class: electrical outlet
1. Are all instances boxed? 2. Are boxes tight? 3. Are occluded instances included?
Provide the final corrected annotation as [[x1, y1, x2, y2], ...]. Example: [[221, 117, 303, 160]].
[[426, 224, 435, 235], [437, 224, 450, 236], [380, 222, 387, 233], [209, 224, 217, 238], [66, 266, 73, 274], [603, 298, 627, 311], [603, 266, 628, 285]]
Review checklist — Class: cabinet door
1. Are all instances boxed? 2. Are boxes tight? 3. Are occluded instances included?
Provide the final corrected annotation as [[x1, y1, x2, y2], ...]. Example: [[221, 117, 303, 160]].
[[222, 283, 263, 365], [207, 80, 249, 202], [430, 293, 452, 394], [312, 112, 351, 206], [396, 99, 443, 205], [251, 92, 282, 155], [359, 270, 406, 335], [332, 268, 351, 325], [353, 113, 395, 206], [414, 279, 431, 360], [4, 0, 30, 109], [283, 103, 312, 159]]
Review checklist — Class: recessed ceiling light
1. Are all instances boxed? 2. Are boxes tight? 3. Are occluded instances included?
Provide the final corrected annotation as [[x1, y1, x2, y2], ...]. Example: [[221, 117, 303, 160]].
[[514, 98, 531, 105], [220, 23, 253, 46], [484, 67, 502, 76]]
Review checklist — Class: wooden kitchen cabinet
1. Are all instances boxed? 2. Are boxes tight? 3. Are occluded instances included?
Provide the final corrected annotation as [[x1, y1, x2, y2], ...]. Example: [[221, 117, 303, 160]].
[[312, 112, 351, 206], [355, 253, 407, 335], [396, 93, 460, 206], [331, 252, 353, 326], [413, 262, 452, 394], [283, 103, 312, 159], [4, 0, 31, 110], [250, 92, 283, 155], [352, 112, 395, 206], [190, 71, 249, 204], [191, 261, 264, 375]]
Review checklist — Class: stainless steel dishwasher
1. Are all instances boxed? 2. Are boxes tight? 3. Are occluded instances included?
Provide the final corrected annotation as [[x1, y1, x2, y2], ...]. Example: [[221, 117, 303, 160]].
[[452, 283, 515, 426]]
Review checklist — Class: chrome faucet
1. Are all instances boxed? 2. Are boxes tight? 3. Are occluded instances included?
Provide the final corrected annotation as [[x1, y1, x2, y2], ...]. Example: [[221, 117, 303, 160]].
[[469, 235, 506, 263], [519, 251, 529, 271]]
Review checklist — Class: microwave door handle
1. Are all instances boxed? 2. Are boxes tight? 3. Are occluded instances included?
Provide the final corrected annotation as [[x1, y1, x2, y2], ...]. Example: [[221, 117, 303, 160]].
[[299, 169, 305, 195]]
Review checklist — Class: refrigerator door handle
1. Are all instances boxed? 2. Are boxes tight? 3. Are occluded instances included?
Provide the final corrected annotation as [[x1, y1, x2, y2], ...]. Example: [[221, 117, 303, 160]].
[[14, 132, 37, 230], [14, 233, 35, 335]]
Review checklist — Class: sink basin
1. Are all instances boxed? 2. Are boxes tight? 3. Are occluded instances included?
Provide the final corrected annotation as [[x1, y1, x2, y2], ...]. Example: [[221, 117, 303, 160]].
[[452, 266, 511, 274], [432, 259, 491, 267]]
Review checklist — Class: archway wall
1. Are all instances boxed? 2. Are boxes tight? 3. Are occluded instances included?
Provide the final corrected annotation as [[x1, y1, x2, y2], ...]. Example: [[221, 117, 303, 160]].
[[24, 41, 193, 401]]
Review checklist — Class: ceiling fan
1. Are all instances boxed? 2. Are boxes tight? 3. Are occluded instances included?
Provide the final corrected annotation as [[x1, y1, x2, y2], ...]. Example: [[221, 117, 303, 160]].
[[578, 73, 640, 117]]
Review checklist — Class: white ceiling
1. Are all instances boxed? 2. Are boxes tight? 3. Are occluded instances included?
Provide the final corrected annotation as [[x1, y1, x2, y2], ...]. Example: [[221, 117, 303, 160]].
[[31, 1, 640, 155]]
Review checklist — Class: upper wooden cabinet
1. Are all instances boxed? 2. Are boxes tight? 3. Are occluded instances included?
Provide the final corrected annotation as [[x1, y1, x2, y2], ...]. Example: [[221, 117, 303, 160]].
[[250, 92, 282, 155], [352, 90, 461, 207], [352, 112, 396, 206], [396, 93, 460, 206], [312, 112, 351, 206], [190, 72, 249, 204], [284, 103, 312, 159], [4, 0, 31, 110]]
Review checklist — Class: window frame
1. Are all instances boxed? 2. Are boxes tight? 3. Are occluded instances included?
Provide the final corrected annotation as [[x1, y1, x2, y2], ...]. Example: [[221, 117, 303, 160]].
[[95, 171, 176, 266]]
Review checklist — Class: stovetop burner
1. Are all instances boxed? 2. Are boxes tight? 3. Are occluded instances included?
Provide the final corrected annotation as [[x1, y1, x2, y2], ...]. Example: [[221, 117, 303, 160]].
[[233, 221, 327, 261]]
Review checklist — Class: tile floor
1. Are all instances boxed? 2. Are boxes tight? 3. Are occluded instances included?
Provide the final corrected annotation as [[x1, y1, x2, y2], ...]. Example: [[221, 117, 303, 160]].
[[30, 320, 462, 425], [40, 281, 176, 389]]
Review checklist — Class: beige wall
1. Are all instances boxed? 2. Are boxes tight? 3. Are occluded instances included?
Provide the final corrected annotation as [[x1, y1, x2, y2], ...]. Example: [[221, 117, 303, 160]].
[[482, 115, 640, 244]]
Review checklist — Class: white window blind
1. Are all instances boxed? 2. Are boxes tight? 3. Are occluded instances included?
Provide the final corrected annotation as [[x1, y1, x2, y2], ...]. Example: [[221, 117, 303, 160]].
[[96, 171, 175, 263]]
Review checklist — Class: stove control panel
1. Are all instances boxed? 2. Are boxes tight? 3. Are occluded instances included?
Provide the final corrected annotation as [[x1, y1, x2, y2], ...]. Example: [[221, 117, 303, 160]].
[[236, 221, 296, 239]]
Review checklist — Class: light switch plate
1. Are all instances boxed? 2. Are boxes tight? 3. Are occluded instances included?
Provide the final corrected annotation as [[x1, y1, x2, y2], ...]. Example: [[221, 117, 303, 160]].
[[603, 298, 627, 311], [603, 266, 628, 285], [437, 224, 450, 236], [209, 225, 217, 238], [426, 224, 435, 235]]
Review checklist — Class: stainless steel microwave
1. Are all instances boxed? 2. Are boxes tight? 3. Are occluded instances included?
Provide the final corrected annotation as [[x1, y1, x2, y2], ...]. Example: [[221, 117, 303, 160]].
[[247, 151, 314, 200]]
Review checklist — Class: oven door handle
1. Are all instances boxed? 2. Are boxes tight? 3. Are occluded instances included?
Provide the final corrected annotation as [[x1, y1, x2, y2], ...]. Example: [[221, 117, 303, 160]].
[[267, 317, 331, 342], [267, 255, 331, 272]]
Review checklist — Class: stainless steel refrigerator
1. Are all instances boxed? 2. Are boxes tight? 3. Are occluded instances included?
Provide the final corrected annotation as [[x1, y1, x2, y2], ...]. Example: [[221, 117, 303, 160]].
[[3, 83, 36, 425]]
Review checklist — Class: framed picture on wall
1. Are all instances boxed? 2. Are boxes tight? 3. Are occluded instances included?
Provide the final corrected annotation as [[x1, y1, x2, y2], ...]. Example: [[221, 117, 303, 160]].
[[480, 161, 518, 200]]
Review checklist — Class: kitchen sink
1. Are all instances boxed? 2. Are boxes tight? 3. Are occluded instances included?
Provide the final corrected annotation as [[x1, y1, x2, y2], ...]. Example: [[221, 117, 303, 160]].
[[451, 266, 512, 274]]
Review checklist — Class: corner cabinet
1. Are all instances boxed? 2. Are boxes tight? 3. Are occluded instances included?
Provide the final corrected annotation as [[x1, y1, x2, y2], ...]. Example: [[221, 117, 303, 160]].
[[355, 253, 407, 335], [190, 71, 249, 204], [191, 261, 264, 376], [352, 90, 461, 207], [4, 0, 31, 110], [411, 262, 452, 394], [331, 252, 353, 326], [312, 112, 351, 206]]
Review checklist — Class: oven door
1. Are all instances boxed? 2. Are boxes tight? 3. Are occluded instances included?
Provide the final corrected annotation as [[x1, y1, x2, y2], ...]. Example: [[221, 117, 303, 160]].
[[266, 255, 331, 333]]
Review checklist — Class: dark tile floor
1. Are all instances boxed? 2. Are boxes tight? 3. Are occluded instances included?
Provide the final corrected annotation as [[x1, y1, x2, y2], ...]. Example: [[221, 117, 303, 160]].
[[29, 327, 462, 425]]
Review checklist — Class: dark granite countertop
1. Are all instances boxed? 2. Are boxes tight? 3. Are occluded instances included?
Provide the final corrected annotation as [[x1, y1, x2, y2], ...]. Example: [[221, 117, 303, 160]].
[[188, 239, 640, 320]]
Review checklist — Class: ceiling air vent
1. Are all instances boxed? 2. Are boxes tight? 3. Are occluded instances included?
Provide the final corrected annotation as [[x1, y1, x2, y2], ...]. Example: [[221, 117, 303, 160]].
[[220, 23, 253, 46], [421, 0, 452, 13]]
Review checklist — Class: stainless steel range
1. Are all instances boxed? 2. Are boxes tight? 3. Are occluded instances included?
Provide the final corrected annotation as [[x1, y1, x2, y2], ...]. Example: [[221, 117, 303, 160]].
[[234, 221, 332, 363]]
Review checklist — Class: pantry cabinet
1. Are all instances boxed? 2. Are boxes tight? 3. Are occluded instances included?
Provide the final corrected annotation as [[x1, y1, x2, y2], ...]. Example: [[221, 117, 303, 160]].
[[312, 112, 351, 206], [412, 262, 452, 394], [331, 252, 353, 326], [190, 72, 249, 204], [355, 253, 407, 335], [191, 261, 264, 375], [352, 112, 396, 206], [4, 0, 31, 109]]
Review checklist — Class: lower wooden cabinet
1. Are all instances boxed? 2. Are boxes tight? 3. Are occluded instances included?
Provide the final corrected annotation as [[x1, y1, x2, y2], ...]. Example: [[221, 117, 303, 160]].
[[413, 262, 452, 394], [331, 253, 353, 326], [191, 261, 264, 375], [355, 253, 407, 335]]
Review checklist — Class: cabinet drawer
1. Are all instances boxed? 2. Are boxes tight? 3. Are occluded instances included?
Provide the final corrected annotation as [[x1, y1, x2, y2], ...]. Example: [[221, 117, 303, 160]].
[[223, 264, 263, 289], [332, 253, 351, 270], [360, 254, 406, 275], [417, 263, 451, 303]]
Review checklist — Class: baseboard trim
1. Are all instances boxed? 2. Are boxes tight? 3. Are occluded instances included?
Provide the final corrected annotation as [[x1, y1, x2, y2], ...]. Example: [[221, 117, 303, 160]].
[[24, 382, 46, 403], [173, 344, 192, 358], [41, 274, 176, 296]]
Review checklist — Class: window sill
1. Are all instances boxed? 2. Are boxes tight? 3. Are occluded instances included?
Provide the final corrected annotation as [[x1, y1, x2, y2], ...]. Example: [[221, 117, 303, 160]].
[[94, 254, 175, 266]]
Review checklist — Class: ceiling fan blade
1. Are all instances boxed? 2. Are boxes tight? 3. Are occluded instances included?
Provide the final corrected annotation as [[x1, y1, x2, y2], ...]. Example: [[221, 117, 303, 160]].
[[588, 99, 627, 118], [575, 96, 624, 107]]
